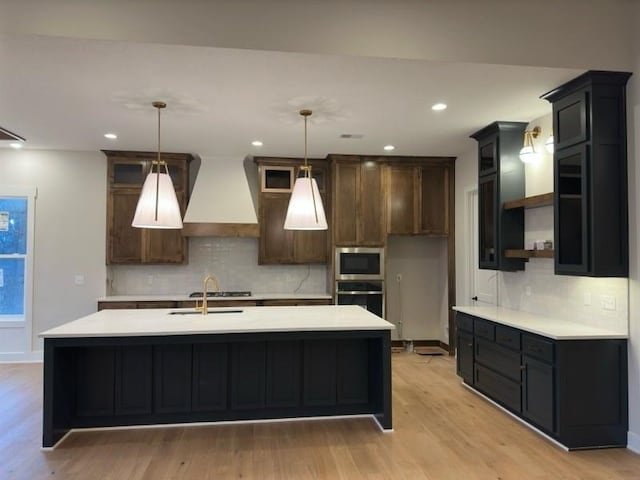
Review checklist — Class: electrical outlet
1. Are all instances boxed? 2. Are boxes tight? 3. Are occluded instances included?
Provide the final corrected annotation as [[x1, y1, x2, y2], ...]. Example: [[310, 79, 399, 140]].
[[583, 292, 592, 306], [525, 286, 531, 297], [601, 295, 616, 311], [74, 274, 85, 286], [147, 275, 154, 286], [396, 273, 402, 283]]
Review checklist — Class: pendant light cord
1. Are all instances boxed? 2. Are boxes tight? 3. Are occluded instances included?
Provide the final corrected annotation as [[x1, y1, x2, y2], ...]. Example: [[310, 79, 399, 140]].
[[302, 110, 319, 223], [154, 104, 161, 221]]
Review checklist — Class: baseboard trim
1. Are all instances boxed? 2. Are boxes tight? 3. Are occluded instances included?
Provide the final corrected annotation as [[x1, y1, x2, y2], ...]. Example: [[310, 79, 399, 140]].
[[628, 431, 640, 453], [0, 350, 43, 363]]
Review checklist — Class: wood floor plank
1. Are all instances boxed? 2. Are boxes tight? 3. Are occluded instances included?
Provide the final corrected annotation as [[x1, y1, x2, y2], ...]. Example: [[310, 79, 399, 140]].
[[1, 354, 640, 479]]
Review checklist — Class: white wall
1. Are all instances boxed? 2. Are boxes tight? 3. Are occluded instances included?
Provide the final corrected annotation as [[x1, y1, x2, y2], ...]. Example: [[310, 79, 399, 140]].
[[386, 236, 448, 343], [625, 3, 640, 455], [455, 114, 629, 332], [1, 149, 107, 355], [109, 237, 326, 295]]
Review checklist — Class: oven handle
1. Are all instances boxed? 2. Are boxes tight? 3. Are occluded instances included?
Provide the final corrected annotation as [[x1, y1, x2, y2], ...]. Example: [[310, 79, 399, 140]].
[[336, 290, 383, 295]]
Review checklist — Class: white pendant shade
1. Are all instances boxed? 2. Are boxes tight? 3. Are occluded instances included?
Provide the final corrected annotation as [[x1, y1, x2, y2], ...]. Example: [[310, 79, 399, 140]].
[[131, 172, 183, 229], [284, 177, 327, 230], [519, 145, 540, 164]]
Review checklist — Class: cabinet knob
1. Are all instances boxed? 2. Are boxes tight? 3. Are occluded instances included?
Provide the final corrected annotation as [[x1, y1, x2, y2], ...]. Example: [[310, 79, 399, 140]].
[[520, 365, 527, 371]]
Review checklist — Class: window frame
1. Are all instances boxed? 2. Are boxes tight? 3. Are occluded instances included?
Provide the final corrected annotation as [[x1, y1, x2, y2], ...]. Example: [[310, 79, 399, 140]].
[[0, 186, 35, 342]]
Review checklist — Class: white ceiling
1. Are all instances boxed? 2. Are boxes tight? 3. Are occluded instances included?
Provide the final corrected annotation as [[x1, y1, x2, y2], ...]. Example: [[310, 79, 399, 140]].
[[0, 33, 582, 158]]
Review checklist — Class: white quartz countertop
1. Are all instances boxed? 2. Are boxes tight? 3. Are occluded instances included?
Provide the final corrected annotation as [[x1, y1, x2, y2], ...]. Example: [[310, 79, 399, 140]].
[[40, 305, 394, 338], [453, 305, 627, 340], [97, 293, 333, 302]]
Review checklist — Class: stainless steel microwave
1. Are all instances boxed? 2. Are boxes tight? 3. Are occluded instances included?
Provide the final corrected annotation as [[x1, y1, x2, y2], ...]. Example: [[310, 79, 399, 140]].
[[335, 247, 384, 280]]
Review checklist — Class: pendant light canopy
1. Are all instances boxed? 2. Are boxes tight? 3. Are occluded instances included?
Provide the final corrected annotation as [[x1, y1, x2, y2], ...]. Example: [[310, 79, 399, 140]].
[[132, 101, 183, 229], [284, 109, 328, 230]]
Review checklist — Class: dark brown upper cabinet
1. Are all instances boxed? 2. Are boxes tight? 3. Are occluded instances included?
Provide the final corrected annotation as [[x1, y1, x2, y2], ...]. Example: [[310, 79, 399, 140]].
[[103, 150, 191, 265], [542, 70, 631, 277]]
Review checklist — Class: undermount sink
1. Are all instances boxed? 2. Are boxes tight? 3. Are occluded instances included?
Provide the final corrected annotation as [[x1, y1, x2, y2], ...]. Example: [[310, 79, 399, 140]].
[[168, 310, 243, 315]]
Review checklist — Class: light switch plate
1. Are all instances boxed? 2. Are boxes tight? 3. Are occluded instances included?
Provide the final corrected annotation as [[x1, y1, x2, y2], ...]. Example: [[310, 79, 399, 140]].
[[74, 274, 85, 286]]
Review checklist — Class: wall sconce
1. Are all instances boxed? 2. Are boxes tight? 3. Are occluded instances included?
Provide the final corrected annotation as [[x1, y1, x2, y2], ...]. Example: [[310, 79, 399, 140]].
[[519, 126, 541, 163], [545, 135, 554, 153]]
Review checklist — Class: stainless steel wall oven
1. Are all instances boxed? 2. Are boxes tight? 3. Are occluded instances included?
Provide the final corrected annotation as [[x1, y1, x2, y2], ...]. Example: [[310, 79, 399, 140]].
[[335, 247, 385, 318]]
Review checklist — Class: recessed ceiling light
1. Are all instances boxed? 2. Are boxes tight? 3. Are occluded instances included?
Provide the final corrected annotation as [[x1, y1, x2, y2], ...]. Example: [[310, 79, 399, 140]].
[[104, 133, 118, 139], [251, 140, 263, 147], [10, 142, 23, 149], [383, 145, 395, 151], [431, 103, 447, 111]]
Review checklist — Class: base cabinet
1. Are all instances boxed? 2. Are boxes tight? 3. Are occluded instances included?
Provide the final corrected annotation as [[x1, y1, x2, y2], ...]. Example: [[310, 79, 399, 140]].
[[455, 312, 627, 449]]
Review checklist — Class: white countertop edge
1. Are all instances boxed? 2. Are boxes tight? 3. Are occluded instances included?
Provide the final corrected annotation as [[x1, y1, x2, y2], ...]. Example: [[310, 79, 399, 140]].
[[40, 305, 394, 338], [98, 293, 333, 302], [452, 305, 628, 340]]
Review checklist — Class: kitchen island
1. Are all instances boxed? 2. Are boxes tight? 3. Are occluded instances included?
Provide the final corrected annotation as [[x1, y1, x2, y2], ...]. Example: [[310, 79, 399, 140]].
[[40, 305, 394, 448]]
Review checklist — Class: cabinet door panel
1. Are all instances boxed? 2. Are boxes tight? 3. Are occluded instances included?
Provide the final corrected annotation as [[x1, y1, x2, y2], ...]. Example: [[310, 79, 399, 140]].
[[386, 166, 415, 235], [154, 344, 193, 414], [474, 364, 521, 413], [259, 193, 294, 264], [359, 161, 385, 245], [108, 191, 143, 264], [76, 347, 115, 417], [334, 162, 359, 245], [294, 219, 328, 263], [231, 342, 266, 410], [456, 332, 474, 385], [420, 166, 448, 235], [522, 355, 555, 433], [115, 345, 152, 415], [554, 144, 589, 274], [475, 338, 521, 381], [303, 340, 337, 406], [192, 343, 228, 412], [478, 175, 498, 269], [337, 339, 369, 405], [554, 90, 588, 150], [146, 192, 187, 264], [266, 341, 301, 408]]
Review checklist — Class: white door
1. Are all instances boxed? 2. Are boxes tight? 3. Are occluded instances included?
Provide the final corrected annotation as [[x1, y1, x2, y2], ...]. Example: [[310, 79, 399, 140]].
[[469, 189, 497, 305]]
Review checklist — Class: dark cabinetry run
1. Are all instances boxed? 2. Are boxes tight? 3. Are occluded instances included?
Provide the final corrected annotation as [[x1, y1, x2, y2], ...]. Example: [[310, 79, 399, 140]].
[[541, 71, 631, 277], [255, 157, 329, 265], [470, 122, 527, 271], [103, 150, 192, 265], [455, 312, 628, 449], [331, 156, 386, 246], [385, 162, 452, 236]]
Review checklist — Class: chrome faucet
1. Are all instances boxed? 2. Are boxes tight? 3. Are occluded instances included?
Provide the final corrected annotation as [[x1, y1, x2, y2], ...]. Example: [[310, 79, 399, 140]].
[[195, 274, 220, 315]]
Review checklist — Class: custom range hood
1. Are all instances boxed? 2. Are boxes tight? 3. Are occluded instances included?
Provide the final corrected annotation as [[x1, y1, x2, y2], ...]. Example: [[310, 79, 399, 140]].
[[181, 156, 260, 237]]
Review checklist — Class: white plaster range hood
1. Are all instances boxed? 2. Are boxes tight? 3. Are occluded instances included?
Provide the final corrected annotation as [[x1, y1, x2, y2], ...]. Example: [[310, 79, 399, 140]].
[[182, 156, 260, 237]]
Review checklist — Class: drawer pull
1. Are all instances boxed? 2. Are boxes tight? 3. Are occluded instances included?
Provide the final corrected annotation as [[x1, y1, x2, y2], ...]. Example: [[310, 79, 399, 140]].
[[467, 343, 473, 347], [520, 365, 526, 371]]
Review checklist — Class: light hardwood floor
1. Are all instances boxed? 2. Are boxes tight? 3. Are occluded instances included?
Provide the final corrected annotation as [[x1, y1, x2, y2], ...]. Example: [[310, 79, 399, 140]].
[[2, 353, 639, 479]]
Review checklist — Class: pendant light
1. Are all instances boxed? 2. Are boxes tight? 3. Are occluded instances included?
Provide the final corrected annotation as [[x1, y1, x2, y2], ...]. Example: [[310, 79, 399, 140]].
[[519, 126, 541, 164], [131, 101, 183, 229], [283, 109, 328, 230]]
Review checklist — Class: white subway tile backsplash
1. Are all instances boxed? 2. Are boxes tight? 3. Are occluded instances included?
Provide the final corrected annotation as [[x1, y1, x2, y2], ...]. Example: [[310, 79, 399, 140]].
[[498, 260, 628, 333], [109, 237, 327, 295]]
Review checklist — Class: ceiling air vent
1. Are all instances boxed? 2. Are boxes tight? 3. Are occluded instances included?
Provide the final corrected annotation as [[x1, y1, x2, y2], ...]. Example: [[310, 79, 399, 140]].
[[340, 134, 364, 139]]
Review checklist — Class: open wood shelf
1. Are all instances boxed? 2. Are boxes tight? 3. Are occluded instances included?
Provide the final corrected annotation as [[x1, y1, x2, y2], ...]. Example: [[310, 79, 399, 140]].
[[503, 192, 553, 210], [504, 249, 554, 259]]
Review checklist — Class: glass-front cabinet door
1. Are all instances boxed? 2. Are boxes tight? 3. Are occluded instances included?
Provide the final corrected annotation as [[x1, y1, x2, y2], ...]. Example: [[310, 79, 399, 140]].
[[478, 135, 498, 177], [478, 175, 498, 269], [554, 144, 589, 274]]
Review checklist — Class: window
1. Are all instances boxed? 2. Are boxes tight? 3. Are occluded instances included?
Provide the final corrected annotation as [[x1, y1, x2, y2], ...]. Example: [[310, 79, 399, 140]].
[[0, 187, 35, 324]]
